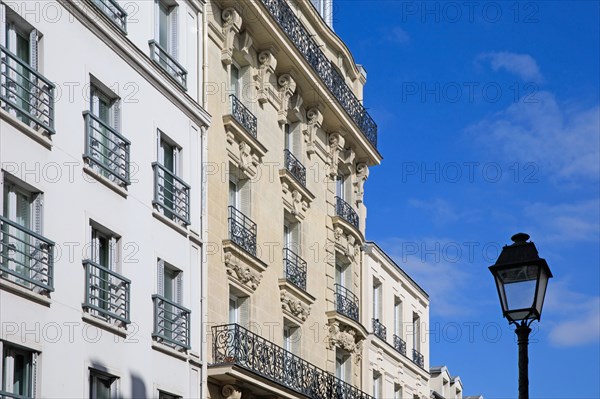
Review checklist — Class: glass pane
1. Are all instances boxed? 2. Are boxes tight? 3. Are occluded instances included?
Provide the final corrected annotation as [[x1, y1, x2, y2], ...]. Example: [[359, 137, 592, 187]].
[[230, 65, 239, 95], [12, 351, 31, 395], [163, 268, 176, 301], [15, 191, 31, 228], [15, 32, 30, 65], [158, 3, 170, 50], [228, 297, 237, 324], [498, 265, 539, 311], [336, 176, 345, 199], [94, 376, 112, 399], [228, 181, 238, 208]]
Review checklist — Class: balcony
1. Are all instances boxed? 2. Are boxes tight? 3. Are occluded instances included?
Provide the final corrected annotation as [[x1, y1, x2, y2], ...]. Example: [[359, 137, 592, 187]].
[[334, 283, 359, 322], [284, 149, 306, 186], [148, 40, 187, 90], [412, 349, 425, 369], [335, 196, 359, 228], [152, 162, 191, 226], [212, 323, 374, 399], [372, 318, 387, 341], [228, 206, 257, 257], [0, 45, 55, 135], [258, 0, 377, 148], [393, 334, 406, 356], [283, 248, 307, 291], [229, 94, 257, 138], [0, 215, 54, 292], [82, 260, 130, 324], [83, 111, 131, 187], [152, 294, 191, 351], [91, 0, 127, 33]]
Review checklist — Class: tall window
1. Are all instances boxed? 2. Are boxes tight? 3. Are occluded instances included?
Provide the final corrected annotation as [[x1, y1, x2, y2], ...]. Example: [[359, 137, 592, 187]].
[[413, 313, 421, 352], [1, 342, 36, 398], [335, 174, 346, 200], [228, 291, 248, 326], [283, 321, 300, 355], [228, 169, 250, 216], [394, 384, 402, 399], [90, 369, 118, 399], [283, 217, 300, 254], [335, 349, 351, 382], [335, 257, 348, 288], [283, 123, 291, 151], [372, 372, 382, 399], [230, 64, 240, 98], [87, 224, 121, 321], [373, 281, 382, 321], [156, 131, 183, 222], [394, 297, 402, 337], [156, 0, 178, 58]]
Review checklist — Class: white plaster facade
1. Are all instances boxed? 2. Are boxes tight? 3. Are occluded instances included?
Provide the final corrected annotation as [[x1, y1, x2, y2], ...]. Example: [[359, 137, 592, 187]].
[[429, 366, 463, 399], [363, 242, 430, 399], [0, 1, 210, 397]]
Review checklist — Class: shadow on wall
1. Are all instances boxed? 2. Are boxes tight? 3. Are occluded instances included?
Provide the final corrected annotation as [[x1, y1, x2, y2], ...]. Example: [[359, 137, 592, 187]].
[[131, 373, 147, 398]]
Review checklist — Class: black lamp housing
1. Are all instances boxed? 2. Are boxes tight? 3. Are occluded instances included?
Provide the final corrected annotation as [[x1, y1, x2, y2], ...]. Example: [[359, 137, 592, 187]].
[[489, 233, 553, 324]]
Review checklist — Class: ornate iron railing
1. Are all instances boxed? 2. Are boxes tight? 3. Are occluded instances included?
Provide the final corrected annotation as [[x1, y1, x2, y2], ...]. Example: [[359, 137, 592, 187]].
[[228, 206, 257, 256], [0, 45, 55, 134], [334, 283, 359, 322], [412, 349, 424, 368], [283, 248, 307, 291], [148, 40, 187, 90], [91, 0, 128, 33], [212, 323, 374, 399], [152, 162, 191, 226], [0, 390, 33, 398], [284, 149, 306, 186], [0, 215, 54, 292], [83, 111, 130, 187], [229, 94, 257, 138], [82, 259, 130, 324], [372, 318, 387, 341], [152, 294, 191, 350], [393, 334, 406, 356], [335, 196, 359, 228], [259, 0, 377, 148]]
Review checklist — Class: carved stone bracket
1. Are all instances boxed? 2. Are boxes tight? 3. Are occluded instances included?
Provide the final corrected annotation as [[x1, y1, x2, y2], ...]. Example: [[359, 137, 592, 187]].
[[278, 280, 316, 324], [257, 49, 278, 105], [221, 8, 242, 65], [221, 385, 242, 399], [326, 321, 363, 364], [223, 112, 268, 179], [225, 251, 262, 292], [277, 73, 297, 124], [303, 106, 323, 156], [223, 240, 267, 294], [354, 162, 369, 204], [280, 171, 315, 221], [328, 132, 346, 177]]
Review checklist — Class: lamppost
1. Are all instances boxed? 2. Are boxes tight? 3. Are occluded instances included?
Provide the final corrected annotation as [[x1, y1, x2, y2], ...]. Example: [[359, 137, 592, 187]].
[[489, 233, 552, 399]]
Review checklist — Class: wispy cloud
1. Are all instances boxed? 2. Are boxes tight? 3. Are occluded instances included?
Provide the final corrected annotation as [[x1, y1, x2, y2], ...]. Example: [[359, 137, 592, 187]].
[[478, 51, 543, 82], [408, 198, 482, 226], [386, 26, 410, 45], [466, 91, 600, 183]]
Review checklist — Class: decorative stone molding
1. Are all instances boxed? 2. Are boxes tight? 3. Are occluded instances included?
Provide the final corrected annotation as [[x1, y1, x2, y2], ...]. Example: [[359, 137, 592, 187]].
[[334, 228, 361, 264], [303, 107, 323, 155], [277, 73, 297, 124], [280, 175, 314, 221], [326, 322, 363, 364], [221, 8, 242, 65], [238, 31, 253, 63], [221, 385, 242, 399], [288, 92, 304, 122], [225, 133, 260, 178], [280, 290, 311, 321], [257, 49, 278, 105], [225, 251, 262, 292], [354, 162, 369, 204], [328, 132, 346, 177]]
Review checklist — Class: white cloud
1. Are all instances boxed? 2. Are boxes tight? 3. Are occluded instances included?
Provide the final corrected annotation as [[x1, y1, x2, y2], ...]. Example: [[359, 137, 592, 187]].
[[408, 198, 482, 226], [466, 91, 600, 183], [478, 51, 543, 82], [387, 26, 410, 45]]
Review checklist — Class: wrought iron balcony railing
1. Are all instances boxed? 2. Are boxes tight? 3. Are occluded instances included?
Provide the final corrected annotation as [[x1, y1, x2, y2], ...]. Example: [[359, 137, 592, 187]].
[[152, 162, 191, 226], [372, 318, 387, 341], [0, 45, 55, 134], [152, 294, 191, 350], [0, 215, 54, 292], [83, 111, 130, 187], [284, 149, 306, 186], [229, 94, 257, 138], [148, 40, 187, 90], [283, 247, 307, 291], [91, 0, 128, 33], [335, 196, 359, 228], [412, 349, 425, 368], [212, 323, 374, 399], [334, 283, 359, 322], [259, 0, 377, 148], [83, 259, 130, 324], [228, 206, 257, 256], [393, 334, 406, 356]]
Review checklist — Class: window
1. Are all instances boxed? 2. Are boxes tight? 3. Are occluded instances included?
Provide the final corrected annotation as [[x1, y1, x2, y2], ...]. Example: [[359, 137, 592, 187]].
[[394, 384, 402, 399], [158, 133, 181, 176], [284, 123, 291, 151], [230, 64, 240, 98], [283, 216, 301, 255], [283, 321, 300, 355], [335, 257, 348, 288], [413, 313, 421, 352], [372, 372, 382, 399], [154, 131, 189, 225], [159, 391, 181, 399], [373, 281, 382, 321], [228, 292, 248, 326], [394, 297, 402, 337], [335, 349, 351, 381], [156, 0, 178, 58], [157, 259, 182, 304], [1, 342, 36, 398], [90, 369, 117, 399], [228, 168, 250, 216], [335, 174, 346, 200]]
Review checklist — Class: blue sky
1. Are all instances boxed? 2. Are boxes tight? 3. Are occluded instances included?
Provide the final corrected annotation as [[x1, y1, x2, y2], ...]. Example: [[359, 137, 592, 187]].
[[334, 1, 599, 397]]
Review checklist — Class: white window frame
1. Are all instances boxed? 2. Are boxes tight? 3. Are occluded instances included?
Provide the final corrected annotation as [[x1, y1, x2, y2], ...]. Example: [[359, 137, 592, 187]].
[[0, 341, 37, 398], [89, 368, 118, 399]]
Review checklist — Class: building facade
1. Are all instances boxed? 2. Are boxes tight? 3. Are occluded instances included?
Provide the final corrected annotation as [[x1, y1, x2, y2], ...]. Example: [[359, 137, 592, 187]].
[[0, 0, 210, 397], [429, 366, 463, 399], [204, 0, 380, 398], [363, 242, 430, 399]]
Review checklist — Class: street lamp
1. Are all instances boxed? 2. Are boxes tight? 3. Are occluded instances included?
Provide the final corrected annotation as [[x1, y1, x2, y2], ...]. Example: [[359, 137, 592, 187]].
[[489, 233, 552, 399]]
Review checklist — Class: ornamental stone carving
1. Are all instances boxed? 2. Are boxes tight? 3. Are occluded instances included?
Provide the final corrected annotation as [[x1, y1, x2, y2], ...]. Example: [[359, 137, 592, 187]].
[[278, 74, 297, 124], [239, 141, 253, 172], [280, 290, 311, 321], [347, 234, 360, 263], [221, 8, 241, 65], [303, 107, 323, 155], [326, 322, 362, 363], [291, 190, 303, 215], [238, 31, 253, 63], [354, 163, 369, 204], [257, 50, 278, 104], [288, 92, 304, 122], [328, 132, 346, 177], [225, 252, 262, 291], [221, 385, 242, 399]]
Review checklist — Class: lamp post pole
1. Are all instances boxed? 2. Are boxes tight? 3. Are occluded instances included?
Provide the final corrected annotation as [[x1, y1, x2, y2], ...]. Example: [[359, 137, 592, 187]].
[[515, 322, 531, 399]]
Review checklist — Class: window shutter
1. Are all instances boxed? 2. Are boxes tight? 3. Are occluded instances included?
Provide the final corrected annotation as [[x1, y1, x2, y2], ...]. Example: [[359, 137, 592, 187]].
[[292, 125, 302, 157], [157, 259, 164, 296], [173, 146, 180, 176], [154, 0, 160, 41], [239, 180, 251, 217], [291, 222, 301, 255], [32, 352, 38, 398], [110, 99, 121, 132], [0, 4, 6, 47], [175, 271, 183, 305], [239, 296, 249, 327], [108, 237, 117, 272], [156, 130, 163, 163], [29, 29, 38, 71], [169, 6, 178, 59], [292, 327, 301, 355]]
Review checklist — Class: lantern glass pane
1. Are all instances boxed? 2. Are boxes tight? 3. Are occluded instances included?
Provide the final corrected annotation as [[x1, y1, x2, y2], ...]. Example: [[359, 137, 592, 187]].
[[535, 268, 550, 315], [497, 265, 539, 311]]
